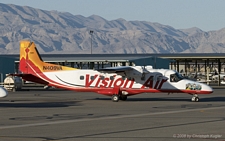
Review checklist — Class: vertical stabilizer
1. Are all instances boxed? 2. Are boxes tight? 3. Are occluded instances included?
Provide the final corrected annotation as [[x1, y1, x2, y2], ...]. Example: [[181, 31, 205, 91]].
[[19, 40, 44, 73], [19, 40, 76, 74]]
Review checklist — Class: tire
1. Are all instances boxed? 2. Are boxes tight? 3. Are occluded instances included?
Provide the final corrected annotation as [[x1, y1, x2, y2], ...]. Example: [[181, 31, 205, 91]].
[[191, 96, 199, 102], [112, 95, 119, 102], [194, 97, 199, 102], [191, 97, 195, 102], [120, 95, 127, 101]]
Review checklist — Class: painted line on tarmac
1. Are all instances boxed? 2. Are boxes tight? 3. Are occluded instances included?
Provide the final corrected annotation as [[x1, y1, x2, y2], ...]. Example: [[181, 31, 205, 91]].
[[0, 106, 225, 129]]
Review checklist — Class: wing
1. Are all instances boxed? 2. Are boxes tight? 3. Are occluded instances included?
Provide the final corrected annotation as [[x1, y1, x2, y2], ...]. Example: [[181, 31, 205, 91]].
[[97, 66, 133, 73]]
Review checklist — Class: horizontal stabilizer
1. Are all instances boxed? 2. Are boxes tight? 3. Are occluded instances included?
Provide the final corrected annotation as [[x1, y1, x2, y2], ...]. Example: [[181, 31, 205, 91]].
[[9, 74, 49, 85]]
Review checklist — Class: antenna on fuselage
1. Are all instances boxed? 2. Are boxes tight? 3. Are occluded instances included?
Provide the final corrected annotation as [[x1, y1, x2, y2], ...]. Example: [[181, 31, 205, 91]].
[[141, 59, 147, 80], [141, 67, 146, 80]]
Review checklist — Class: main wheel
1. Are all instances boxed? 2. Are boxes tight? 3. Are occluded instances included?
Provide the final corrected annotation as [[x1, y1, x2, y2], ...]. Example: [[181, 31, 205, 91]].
[[112, 95, 119, 102], [120, 95, 127, 101]]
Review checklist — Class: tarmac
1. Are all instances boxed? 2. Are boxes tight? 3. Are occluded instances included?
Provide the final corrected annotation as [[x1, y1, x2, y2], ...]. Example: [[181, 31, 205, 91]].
[[0, 89, 224, 141]]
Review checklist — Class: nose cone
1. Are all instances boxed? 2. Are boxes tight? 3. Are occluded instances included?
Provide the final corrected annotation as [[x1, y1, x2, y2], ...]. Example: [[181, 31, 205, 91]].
[[202, 83, 213, 94], [208, 86, 213, 93], [0, 86, 8, 98]]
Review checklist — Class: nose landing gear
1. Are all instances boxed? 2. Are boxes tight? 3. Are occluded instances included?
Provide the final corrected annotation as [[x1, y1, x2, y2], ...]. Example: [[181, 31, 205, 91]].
[[191, 94, 199, 102]]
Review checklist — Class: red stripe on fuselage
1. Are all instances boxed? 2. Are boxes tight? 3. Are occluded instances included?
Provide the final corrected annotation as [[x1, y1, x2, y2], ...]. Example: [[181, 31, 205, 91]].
[[25, 58, 68, 88], [121, 88, 213, 95]]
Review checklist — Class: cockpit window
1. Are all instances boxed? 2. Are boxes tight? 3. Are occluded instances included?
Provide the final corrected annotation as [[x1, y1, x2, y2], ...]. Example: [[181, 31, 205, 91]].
[[170, 72, 184, 82]]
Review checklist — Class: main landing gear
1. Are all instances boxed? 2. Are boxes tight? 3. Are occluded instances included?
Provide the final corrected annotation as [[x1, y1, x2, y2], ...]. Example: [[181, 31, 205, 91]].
[[191, 94, 199, 102], [112, 95, 119, 102], [111, 95, 127, 102]]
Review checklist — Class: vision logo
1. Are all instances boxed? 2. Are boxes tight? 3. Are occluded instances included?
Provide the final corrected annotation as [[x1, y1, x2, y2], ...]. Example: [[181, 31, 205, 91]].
[[85, 74, 135, 88], [141, 76, 167, 89]]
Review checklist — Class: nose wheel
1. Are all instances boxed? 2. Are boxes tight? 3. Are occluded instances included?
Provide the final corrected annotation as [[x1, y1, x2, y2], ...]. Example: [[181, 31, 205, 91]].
[[191, 94, 199, 102]]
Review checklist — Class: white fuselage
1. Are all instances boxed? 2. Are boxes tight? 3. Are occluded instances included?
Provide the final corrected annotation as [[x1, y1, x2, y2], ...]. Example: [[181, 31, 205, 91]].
[[39, 66, 212, 93]]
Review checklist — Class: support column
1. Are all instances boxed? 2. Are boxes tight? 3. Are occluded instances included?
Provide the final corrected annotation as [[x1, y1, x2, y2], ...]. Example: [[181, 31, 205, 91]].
[[90, 62, 94, 69], [176, 60, 179, 72], [71, 62, 74, 68], [184, 59, 187, 76], [207, 66, 209, 85], [195, 60, 197, 74], [170, 62, 173, 70], [204, 60, 206, 75], [173, 61, 176, 71], [198, 64, 200, 72], [80, 62, 83, 69], [218, 59, 221, 86], [207, 59, 210, 85]]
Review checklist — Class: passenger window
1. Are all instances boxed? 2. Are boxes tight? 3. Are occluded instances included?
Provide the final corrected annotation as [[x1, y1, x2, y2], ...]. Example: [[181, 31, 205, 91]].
[[80, 76, 84, 80], [110, 76, 114, 80], [91, 76, 95, 80], [100, 76, 105, 80], [141, 74, 145, 80], [157, 76, 162, 81], [150, 76, 154, 81]]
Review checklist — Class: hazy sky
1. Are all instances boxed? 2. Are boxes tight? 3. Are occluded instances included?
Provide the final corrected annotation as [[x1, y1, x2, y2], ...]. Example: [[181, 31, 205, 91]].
[[1, 0, 224, 31]]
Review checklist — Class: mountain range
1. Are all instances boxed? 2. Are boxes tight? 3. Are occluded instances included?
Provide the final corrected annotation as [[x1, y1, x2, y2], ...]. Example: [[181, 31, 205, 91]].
[[0, 3, 225, 54]]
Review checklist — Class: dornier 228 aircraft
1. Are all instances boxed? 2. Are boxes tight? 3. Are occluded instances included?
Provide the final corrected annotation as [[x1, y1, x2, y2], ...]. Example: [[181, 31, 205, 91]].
[[11, 40, 213, 102]]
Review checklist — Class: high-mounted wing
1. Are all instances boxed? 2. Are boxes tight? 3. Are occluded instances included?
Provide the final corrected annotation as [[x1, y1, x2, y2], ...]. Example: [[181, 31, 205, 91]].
[[97, 66, 133, 73]]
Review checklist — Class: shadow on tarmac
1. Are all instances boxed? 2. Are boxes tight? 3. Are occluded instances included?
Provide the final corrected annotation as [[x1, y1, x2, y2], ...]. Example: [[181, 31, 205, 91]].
[[0, 100, 81, 108], [94, 96, 225, 102]]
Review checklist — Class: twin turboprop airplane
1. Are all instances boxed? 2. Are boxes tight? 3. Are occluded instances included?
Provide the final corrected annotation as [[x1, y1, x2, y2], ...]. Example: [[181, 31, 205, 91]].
[[11, 40, 213, 102]]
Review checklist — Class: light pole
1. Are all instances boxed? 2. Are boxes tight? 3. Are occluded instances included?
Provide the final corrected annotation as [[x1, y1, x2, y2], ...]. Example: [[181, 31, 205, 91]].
[[89, 30, 94, 54]]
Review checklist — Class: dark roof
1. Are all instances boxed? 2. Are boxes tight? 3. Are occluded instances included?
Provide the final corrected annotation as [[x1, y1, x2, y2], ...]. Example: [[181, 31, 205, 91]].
[[1, 53, 225, 62]]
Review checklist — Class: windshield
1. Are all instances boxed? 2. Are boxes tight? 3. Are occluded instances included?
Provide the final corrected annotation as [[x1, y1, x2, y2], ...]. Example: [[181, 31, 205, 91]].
[[170, 72, 184, 82]]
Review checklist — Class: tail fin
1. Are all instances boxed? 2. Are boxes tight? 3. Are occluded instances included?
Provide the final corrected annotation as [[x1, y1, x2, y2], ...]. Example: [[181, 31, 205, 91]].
[[19, 40, 76, 74]]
